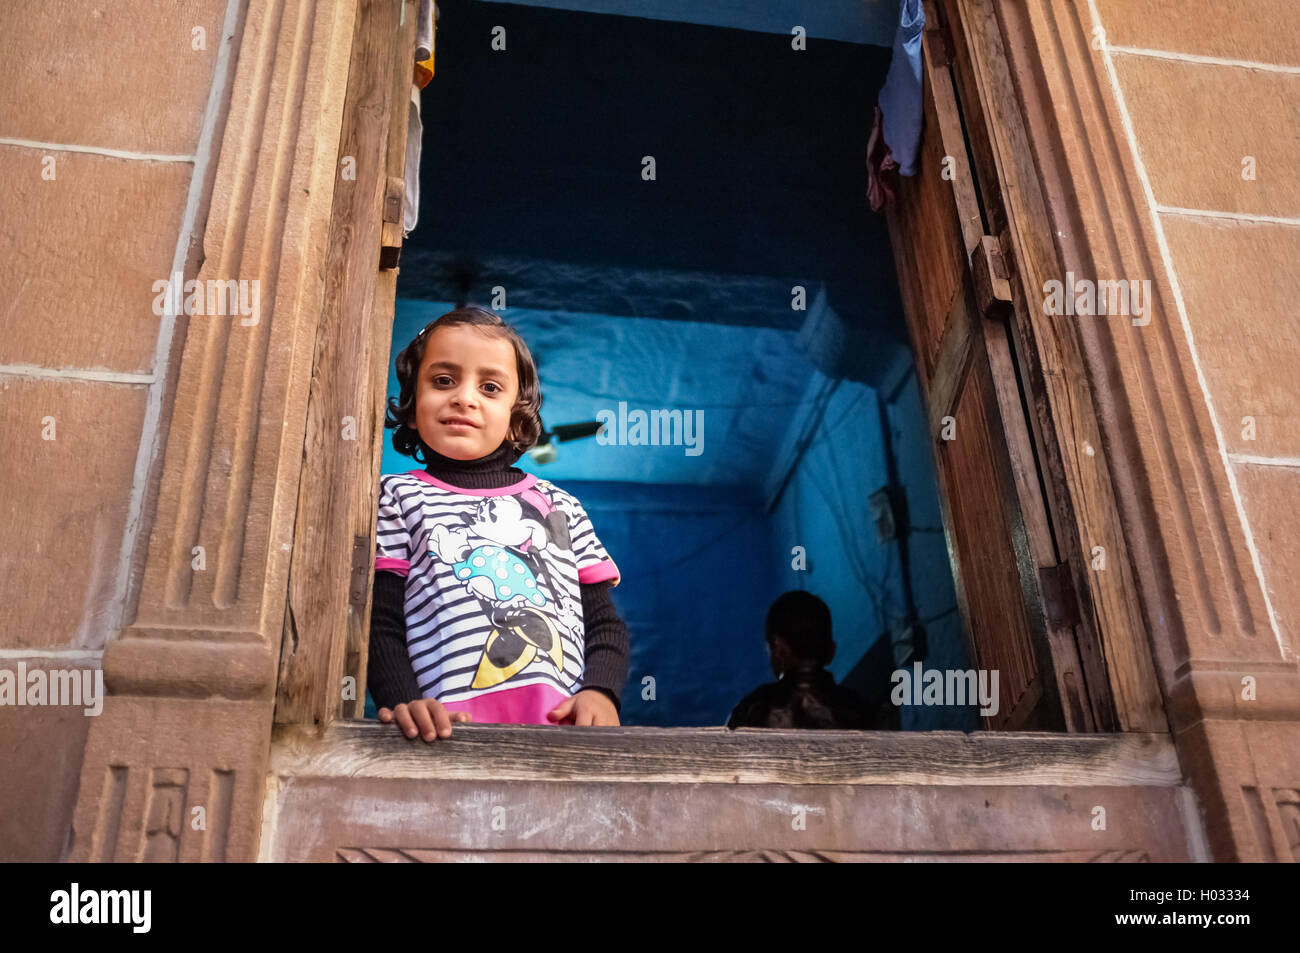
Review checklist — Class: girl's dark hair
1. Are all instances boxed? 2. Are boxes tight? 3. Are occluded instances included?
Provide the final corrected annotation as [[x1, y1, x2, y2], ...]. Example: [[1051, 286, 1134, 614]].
[[385, 306, 543, 462]]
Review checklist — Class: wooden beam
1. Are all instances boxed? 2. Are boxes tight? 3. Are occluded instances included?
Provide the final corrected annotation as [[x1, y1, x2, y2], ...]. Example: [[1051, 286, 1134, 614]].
[[347, 0, 420, 718], [980, 312, 1098, 731], [276, 0, 410, 725], [270, 721, 1184, 787], [921, 0, 985, 260]]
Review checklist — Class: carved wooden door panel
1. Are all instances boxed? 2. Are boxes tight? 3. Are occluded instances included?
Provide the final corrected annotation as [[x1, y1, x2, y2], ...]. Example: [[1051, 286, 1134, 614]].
[[884, 2, 1107, 730]]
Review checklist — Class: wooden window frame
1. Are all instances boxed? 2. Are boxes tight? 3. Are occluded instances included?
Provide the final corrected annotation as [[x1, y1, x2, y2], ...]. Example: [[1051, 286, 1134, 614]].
[[889, 0, 1165, 733], [273, 0, 1164, 740], [276, 0, 418, 727]]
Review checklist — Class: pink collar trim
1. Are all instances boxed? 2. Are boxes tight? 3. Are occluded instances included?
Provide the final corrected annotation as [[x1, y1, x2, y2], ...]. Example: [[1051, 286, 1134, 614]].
[[407, 470, 538, 496]]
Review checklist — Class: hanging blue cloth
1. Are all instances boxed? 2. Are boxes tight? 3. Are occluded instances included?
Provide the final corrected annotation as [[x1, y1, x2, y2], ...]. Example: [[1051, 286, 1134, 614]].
[[877, 0, 925, 176]]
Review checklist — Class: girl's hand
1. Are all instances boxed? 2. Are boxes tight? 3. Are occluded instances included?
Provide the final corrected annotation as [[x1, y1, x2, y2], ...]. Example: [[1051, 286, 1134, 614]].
[[548, 689, 620, 726], [378, 698, 472, 741]]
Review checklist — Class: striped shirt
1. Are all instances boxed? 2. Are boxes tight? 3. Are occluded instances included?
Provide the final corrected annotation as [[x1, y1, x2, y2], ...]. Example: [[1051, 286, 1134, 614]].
[[374, 470, 620, 723]]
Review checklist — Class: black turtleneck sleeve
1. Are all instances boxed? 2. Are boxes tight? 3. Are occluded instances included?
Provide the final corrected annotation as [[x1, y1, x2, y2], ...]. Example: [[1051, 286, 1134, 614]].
[[576, 580, 628, 712], [367, 570, 421, 710]]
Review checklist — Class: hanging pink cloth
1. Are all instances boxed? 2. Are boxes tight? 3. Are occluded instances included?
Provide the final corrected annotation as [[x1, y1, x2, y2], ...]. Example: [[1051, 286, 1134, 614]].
[[866, 105, 900, 212]]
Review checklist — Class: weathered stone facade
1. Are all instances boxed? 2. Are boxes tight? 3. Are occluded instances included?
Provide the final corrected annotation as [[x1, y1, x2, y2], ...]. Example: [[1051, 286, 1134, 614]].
[[1, 0, 1296, 862]]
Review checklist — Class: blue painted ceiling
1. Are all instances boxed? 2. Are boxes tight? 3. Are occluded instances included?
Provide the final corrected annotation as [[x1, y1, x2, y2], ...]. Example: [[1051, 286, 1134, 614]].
[[392, 0, 906, 486], [477, 0, 902, 46]]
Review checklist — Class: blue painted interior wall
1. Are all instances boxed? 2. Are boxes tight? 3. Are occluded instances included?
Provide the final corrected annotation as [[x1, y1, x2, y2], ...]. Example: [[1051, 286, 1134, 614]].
[[376, 296, 977, 729], [379, 301, 795, 726], [883, 372, 979, 731], [558, 480, 778, 727], [768, 378, 894, 698], [765, 371, 977, 730]]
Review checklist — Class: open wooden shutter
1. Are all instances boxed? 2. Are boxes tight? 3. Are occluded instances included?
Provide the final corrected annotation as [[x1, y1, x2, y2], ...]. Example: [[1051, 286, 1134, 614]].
[[884, 2, 1104, 731], [276, 0, 420, 725]]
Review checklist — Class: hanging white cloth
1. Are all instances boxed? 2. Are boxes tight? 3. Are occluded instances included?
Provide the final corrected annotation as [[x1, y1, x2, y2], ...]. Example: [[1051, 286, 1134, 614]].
[[878, 0, 924, 176], [404, 0, 436, 235]]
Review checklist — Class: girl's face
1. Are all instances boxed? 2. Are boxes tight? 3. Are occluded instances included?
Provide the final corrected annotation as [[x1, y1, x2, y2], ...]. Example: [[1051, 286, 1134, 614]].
[[413, 325, 519, 461]]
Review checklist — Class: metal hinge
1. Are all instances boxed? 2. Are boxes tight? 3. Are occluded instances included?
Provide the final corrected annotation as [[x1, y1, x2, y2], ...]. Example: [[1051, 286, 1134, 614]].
[[1037, 562, 1082, 630], [349, 535, 371, 608], [379, 176, 405, 270], [973, 235, 1013, 321]]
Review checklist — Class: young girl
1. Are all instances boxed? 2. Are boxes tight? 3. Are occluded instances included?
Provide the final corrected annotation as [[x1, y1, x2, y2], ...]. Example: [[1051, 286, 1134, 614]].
[[368, 306, 629, 741]]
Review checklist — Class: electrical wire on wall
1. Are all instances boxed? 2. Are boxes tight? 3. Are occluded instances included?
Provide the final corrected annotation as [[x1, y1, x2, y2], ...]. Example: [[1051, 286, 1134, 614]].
[[796, 382, 899, 638]]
